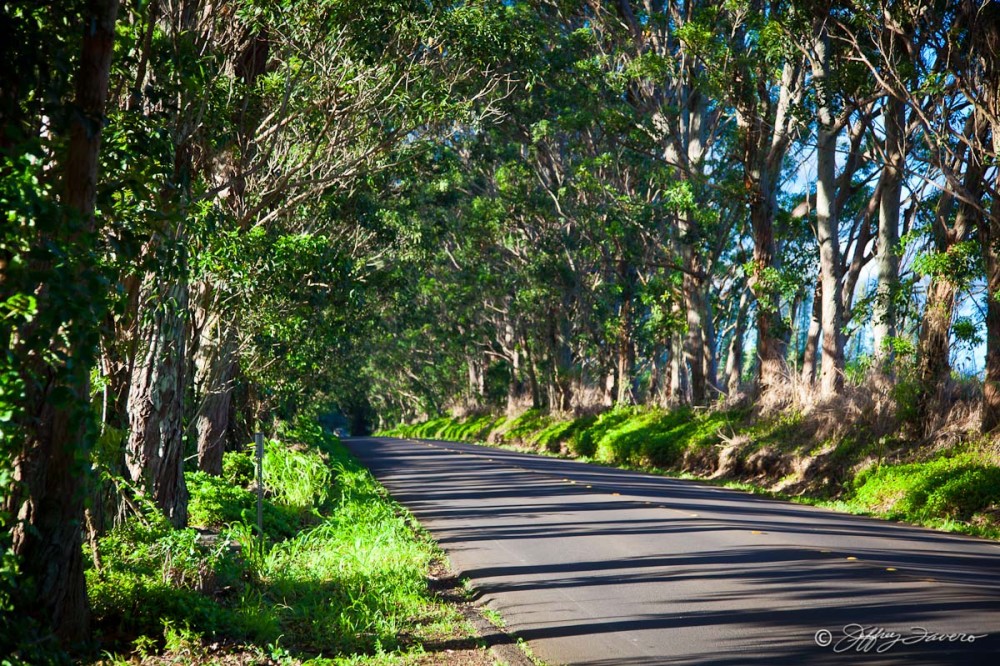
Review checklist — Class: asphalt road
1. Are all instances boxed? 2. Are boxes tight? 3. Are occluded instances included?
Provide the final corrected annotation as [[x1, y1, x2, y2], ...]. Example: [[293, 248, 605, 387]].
[[342, 436, 1000, 665]]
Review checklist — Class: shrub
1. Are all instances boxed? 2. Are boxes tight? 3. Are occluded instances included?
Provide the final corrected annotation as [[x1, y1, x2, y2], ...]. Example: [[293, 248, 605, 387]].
[[187, 471, 256, 528], [223, 450, 255, 487]]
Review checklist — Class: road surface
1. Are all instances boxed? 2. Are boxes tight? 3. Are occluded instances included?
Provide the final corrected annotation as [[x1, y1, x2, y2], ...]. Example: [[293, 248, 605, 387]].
[[342, 436, 1000, 665]]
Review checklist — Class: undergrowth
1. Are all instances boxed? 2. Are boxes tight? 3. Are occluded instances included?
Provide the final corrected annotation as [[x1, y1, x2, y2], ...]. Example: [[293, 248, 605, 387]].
[[88, 422, 459, 664]]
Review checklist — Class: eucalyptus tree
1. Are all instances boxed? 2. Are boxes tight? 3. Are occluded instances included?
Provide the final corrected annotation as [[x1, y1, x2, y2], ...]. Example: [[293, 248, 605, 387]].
[[683, 0, 807, 398], [804, 1, 848, 395], [846, 2, 988, 427], [1, 0, 121, 645], [954, 1, 1000, 431], [832, 1, 962, 406], [840, 3, 916, 364], [116, 0, 237, 525], [599, 0, 728, 404]]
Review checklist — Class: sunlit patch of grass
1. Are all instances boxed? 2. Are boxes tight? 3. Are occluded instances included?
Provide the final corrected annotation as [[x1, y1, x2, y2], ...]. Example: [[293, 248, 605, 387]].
[[489, 409, 552, 444], [847, 452, 1000, 526], [480, 608, 505, 628], [530, 415, 595, 453], [583, 407, 746, 468]]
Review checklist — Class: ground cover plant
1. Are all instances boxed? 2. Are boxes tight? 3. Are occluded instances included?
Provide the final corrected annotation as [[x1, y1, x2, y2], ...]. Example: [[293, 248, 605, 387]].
[[85, 423, 476, 665]]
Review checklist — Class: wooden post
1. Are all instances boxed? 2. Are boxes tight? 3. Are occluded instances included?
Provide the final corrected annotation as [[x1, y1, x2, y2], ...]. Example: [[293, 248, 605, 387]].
[[255, 432, 264, 540]]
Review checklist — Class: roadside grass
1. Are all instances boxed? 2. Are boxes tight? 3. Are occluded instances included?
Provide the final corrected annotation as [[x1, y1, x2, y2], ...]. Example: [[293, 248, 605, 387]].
[[87, 422, 475, 664], [384, 414, 502, 442], [487, 410, 552, 445], [380, 407, 1000, 541], [531, 415, 595, 453], [845, 450, 1000, 532]]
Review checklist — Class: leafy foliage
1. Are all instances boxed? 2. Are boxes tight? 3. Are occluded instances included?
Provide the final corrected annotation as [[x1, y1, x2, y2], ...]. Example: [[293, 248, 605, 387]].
[[91, 424, 453, 660]]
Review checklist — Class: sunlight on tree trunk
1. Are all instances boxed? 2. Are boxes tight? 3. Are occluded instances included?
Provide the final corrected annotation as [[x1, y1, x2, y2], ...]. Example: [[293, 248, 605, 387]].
[[126, 278, 190, 526]]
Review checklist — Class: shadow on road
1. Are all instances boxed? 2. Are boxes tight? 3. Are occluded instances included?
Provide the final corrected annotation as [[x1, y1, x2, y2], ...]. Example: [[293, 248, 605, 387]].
[[344, 437, 1000, 665]]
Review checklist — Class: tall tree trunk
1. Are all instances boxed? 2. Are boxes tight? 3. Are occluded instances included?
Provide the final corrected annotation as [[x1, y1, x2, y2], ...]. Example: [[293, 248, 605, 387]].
[[669, 327, 688, 404], [126, 277, 190, 526], [726, 288, 750, 395], [974, 14, 1000, 431], [7, 0, 120, 644], [801, 280, 822, 385], [750, 186, 788, 396], [812, 19, 844, 396], [701, 282, 719, 397], [523, 332, 542, 409], [194, 316, 238, 475], [648, 341, 665, 404], [505, 322, 522, 415], [554, 315, 574, 412], [466, 355, 484, 407], [786, 290, 804, 370], [915, 277, 957, 408], [683, 272, 708, 405], [736, 49, 801, 399], [915, 133, 985, 431], [616, 262, 637, 405], [873, 95, 905, 364], [982, 169, 1000, 432]]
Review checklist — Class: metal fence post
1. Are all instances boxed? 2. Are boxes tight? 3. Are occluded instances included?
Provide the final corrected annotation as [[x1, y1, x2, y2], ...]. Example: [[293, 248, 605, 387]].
[[255, 431, 264, 541]]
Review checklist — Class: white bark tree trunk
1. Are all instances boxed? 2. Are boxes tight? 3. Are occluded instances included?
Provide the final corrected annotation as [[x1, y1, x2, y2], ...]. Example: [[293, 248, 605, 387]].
[[812, 20, 845, 396]]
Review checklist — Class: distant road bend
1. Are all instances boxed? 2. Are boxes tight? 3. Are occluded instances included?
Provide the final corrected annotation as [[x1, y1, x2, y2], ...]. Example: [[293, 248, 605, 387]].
[[343, 436, 1000, 665]]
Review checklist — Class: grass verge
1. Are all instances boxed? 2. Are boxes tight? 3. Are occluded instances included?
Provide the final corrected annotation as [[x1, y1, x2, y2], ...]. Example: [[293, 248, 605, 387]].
[[85, 422, 492, 665]]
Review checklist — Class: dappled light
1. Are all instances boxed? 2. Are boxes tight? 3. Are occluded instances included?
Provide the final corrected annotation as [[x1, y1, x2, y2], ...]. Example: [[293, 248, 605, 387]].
[[4, 1, 1000, 664]]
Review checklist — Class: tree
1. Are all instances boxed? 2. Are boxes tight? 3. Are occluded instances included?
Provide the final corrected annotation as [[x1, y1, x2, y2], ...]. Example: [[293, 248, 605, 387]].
[[2, 0, 120, 644]]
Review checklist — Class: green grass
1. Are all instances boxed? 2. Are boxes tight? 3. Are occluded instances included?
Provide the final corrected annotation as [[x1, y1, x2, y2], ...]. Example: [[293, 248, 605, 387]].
[[379, 413, 503, 442], [480, 607, 505, 628], [489, 409, 552, 444], [587, 407, 745, 467], [847, 452, 1000, 526], [530, 415, 596, 453], [88, 422, 466, 663]]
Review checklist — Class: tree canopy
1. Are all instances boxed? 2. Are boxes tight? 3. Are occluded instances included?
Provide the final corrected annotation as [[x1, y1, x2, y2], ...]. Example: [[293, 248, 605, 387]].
[[2, 0, 1000, 654]]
